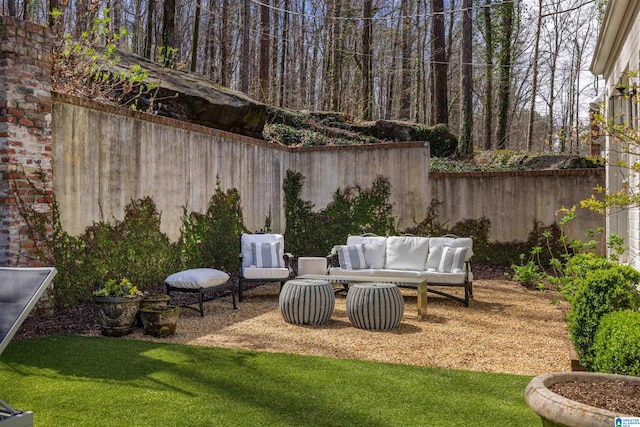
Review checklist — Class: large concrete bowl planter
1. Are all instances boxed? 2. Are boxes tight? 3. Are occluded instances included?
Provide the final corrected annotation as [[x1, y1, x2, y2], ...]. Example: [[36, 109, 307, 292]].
[[525, 371, 640, 427], [139, 305, 180, 337], [94, 296, 143, 337]]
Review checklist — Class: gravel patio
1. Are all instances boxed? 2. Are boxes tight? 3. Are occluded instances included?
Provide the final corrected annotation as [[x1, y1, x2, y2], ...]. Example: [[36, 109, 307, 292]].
[[124, 275, 572, 377]]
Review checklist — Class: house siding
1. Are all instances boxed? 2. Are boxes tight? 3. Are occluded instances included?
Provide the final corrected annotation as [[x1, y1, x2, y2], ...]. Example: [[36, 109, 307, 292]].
[[592, 1, 640, 266]]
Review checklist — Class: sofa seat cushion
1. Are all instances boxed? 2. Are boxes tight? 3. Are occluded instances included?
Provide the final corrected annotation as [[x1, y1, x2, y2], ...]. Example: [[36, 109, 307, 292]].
[[419, 271, 473, 284], [368, 269, 421, 279], [426, 237, 473, 270], [165, 268, 230, 290], [242, 267, 290, 280], [346, 235, 387, 269], [329, 267, 374, 277], [384, 236, 430, 270]]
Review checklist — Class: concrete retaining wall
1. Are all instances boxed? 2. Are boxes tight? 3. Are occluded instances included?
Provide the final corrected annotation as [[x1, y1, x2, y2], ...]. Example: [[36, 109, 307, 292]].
[[52, 94, 430, 241], [431, 169, 605, 242]]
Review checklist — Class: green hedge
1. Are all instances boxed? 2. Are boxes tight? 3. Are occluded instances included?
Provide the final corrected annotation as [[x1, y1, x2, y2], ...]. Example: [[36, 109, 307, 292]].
[[592, 310, 640, 376], [566, 264, 640, 370]]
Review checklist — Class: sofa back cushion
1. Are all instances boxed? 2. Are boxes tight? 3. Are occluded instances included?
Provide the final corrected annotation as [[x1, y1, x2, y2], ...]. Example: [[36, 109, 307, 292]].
[[251, 241, 284, 268], [346, 235, 387, 269], [241, 233, 285, 269], [426, 237, 473, 270], [384, 236, 430, 271]]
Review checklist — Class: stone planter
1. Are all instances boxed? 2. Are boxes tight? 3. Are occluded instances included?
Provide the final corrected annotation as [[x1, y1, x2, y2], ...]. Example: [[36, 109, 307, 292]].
[[139, 305, 180, 337], [94, 296, 142, 337], [525, 371, 640, 427], [137, 294, 171, 326]]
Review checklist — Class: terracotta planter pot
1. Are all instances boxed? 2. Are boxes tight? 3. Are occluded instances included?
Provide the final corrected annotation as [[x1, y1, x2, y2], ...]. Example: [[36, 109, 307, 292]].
[[525, 371, 640, 427], [139, 305, 179, 337], [94, 296, 142, 337]]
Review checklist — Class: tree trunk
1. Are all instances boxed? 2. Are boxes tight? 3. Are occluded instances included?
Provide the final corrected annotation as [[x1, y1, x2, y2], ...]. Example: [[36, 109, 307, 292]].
[[190, 0, 202, 73], [161, 0, 176, 67], [400, 0, 412, 120], [206, 5, 215, 80], [240, 0, 251, 93], [132, 0, 144, 55], [430, 0, 448, 125], [526, 0, 543, 151], [279, 0, 290, 107], [220, 0, 230, 86], [496, 1, 514, 149], [48, 0, 65, 35], [74, 0, 89, 39], [8, 0, 17, 17], [483, 0, 494, 150], [459, 0, 473, 158], [330, 0, 343, 112], [259, 0, 271, 103], [362, 0, 373, 121], [145, 0, 155, 59]]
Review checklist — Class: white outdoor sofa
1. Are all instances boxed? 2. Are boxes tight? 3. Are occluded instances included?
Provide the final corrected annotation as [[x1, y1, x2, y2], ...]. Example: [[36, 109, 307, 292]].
[[328, 234, 474, 306]]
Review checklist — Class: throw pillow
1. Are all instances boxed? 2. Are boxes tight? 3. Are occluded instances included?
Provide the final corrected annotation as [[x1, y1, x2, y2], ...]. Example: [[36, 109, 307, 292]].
[[437, 246, 468, 273], [337, 244, 367, 270], [251, 241, 283, 268]]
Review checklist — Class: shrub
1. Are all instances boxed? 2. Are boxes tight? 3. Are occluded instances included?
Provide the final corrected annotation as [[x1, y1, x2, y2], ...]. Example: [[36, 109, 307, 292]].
[[178, 178, 247, 272], [567, 264, 640, 369], [592, 310, 640, 376], [283, 170, 396, 256], [559, 253, 614, 300], [82, 197, 179, 292]]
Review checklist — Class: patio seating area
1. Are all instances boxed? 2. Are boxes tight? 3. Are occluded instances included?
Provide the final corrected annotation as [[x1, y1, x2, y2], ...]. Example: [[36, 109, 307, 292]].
[[124, 275, 572, 376]]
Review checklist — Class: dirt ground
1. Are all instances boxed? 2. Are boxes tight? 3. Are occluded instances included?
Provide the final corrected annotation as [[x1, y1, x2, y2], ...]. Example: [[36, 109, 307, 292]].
[[122, 279, 571, 377]]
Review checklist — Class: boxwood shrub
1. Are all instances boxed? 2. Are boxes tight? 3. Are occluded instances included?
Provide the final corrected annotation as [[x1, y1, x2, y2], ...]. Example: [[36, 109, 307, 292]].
[[567, 264, 640, 370], [592, 310, 640, 376]]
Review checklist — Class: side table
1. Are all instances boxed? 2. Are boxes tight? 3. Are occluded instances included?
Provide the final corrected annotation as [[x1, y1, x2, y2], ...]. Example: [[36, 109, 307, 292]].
[[297, 257, 328, 276], [279, 279, 335, 325], [346, 283, 404, 330]]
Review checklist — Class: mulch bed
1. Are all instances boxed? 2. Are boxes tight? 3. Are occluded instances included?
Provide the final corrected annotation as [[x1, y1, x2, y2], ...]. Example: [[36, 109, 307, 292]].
[[550, 381, 640, 417]]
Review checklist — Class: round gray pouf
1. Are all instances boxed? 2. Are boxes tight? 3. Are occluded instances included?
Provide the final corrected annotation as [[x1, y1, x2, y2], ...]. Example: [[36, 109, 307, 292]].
[[346, 283, 404, 330], [279, 279, 335, 325]]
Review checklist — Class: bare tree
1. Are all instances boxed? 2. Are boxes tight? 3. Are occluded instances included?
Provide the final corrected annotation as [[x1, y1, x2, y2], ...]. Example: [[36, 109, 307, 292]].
[[240, 0, 251, 93], [399, 0, 412, 120], [526, 0, 544, 151], [483, 0, 494, 150], [362, 0, 373, 121], [459, 0, 473, 158], [161, 0, 176, 67], [430, 0, 448, 125], [496, 0, 514, 149], [190, 0, 202, 72], [258, 0, 271, 103]]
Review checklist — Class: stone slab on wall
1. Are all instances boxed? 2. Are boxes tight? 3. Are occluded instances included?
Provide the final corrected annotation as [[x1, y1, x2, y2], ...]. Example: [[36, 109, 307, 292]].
[[431, 169, 605, 242], [52, 94, 430, 241]]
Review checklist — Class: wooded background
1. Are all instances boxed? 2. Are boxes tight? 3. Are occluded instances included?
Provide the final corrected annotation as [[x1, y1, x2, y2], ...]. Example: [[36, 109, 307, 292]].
[[1, 0, 602, 155]]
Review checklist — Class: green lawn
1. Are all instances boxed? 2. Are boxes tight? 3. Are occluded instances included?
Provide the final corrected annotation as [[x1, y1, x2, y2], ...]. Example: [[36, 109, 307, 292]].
[[0, 335, 538, 426]]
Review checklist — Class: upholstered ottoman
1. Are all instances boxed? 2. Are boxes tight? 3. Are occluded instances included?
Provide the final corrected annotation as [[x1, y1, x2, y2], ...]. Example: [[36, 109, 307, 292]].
[[165, 268, 236, 317], [346, 283, 404, 330], [279, 279, 335, 325]]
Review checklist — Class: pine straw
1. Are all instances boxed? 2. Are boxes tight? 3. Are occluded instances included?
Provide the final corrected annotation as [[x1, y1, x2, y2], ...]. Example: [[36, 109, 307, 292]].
[[124, 279, 571, 376]]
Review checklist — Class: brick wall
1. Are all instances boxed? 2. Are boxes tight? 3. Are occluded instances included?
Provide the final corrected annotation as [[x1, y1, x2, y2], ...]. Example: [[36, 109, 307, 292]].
[[0, 17, 54, 266]]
